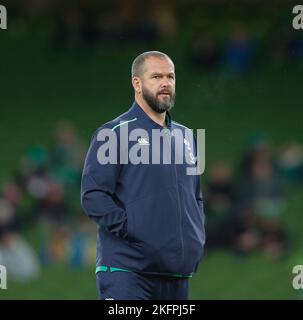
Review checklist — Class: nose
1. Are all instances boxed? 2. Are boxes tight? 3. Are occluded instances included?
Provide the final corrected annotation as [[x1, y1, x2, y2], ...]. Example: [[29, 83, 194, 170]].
[[160, 78, 171, 89]]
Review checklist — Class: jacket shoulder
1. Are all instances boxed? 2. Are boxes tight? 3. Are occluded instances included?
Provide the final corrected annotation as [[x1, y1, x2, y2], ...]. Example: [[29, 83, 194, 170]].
[[172, 120, 192, 131], [93, 110, 136, 136]]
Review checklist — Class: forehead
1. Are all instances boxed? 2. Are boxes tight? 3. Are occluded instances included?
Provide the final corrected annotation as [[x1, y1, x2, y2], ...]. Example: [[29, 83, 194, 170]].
[[142, 57, 175, 74]]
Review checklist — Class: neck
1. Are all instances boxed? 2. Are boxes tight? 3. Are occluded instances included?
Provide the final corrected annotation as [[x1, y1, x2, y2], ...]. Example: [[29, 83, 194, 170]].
[[135, 96, 166, 127]]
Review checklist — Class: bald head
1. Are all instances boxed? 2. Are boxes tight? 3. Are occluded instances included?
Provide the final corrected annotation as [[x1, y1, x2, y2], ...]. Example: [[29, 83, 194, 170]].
[[131, 51, 174, 78]]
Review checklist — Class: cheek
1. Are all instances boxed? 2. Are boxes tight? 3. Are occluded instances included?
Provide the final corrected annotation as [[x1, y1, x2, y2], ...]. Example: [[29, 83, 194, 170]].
[[148, 84, 159, 95]]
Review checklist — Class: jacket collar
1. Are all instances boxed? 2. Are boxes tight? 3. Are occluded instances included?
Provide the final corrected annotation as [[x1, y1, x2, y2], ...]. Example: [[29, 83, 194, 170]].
[[128, 101, 172, 129]]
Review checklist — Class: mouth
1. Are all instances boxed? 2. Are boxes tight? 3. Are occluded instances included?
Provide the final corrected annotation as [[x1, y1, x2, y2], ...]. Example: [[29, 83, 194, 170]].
[[158, 92, 171, 97]]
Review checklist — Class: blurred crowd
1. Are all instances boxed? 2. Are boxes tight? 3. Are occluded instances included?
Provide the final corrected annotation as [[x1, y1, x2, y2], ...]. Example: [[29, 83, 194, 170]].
[[0, 122, 96, 282], [3, 0, 303, 70], [204, 135, 303, 259], [5, 0, 178, 50], [188, 22, 303, 73], [1, 120, 303, 282]]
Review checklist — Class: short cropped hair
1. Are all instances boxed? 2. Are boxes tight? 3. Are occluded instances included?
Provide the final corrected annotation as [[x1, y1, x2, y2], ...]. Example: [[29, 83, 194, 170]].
[[131, 51, 173, 78]]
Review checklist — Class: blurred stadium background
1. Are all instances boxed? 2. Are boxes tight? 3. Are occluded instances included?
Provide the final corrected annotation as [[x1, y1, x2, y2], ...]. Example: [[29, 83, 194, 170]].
[[0, 0, 303, 299]]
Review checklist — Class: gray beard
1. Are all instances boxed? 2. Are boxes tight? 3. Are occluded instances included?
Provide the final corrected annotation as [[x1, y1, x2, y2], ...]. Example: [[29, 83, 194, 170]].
[[142, 87, 175, 114]]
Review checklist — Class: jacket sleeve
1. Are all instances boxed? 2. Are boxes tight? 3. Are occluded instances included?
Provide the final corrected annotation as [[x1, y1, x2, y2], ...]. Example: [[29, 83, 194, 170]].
[[196, 174, 206, 245], [80, 128, 127, 239], [196, 176, 204, 217]]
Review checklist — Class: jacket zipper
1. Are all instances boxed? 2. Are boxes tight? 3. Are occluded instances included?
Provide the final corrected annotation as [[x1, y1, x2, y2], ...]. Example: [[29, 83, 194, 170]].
[[174, 163, 184, 267], [170, 131, 184, 268]]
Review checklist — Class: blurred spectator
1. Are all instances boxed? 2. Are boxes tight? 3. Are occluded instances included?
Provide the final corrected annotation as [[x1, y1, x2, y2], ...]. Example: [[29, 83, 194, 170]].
[[23, 145, 50, 172], [233, 137, 288, 260], [51, 121, 84, 172], [204, 161, 237, 249], [33, 180, 70, 224], [47, 224, 71, 263], [224, 23, 256, 73], [53, 4, 99, 51], [2, 181, 22, 208], [269, 24, 303, 63], [39, 218, 96, 268], [68, 217, 96, 268], [241, 133, 272, 179], [189, 32, 222, 71], [0, 233, 41, 282], [95, 11, 125, 50], [277, 142, 303, 184], [119, 0, 160, 46], [128, 8, 158, 46], [49, 122, 85, 205], [152, 2, 177, 40], [0, 197, 40, 282], [0, 197, 18, 236]]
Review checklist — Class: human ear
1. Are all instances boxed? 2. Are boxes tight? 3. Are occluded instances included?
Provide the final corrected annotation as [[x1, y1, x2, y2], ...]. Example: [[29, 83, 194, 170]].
[[132, 77, 141, 94]]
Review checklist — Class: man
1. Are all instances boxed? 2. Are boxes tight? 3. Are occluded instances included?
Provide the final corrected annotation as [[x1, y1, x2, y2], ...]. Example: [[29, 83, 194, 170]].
[[81, 51, 206, 300]]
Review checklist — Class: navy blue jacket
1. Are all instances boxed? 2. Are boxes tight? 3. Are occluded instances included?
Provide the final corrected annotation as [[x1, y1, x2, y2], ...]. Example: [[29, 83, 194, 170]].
[[81, 102, 206, 277]]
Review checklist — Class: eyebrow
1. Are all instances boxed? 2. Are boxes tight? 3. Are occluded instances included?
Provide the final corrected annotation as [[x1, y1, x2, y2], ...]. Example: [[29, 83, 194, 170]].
[[150, 72, 175, 76]]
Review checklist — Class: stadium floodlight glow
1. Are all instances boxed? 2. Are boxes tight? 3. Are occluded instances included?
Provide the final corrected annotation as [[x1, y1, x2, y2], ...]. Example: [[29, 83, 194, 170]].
[[0, 4, 7, 30]]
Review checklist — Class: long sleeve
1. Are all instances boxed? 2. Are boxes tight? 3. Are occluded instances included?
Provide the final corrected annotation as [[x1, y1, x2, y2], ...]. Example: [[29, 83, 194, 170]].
[[196, 175, 206, 247], [80, 128, 127, 239], [196, 175, 204, 215]]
